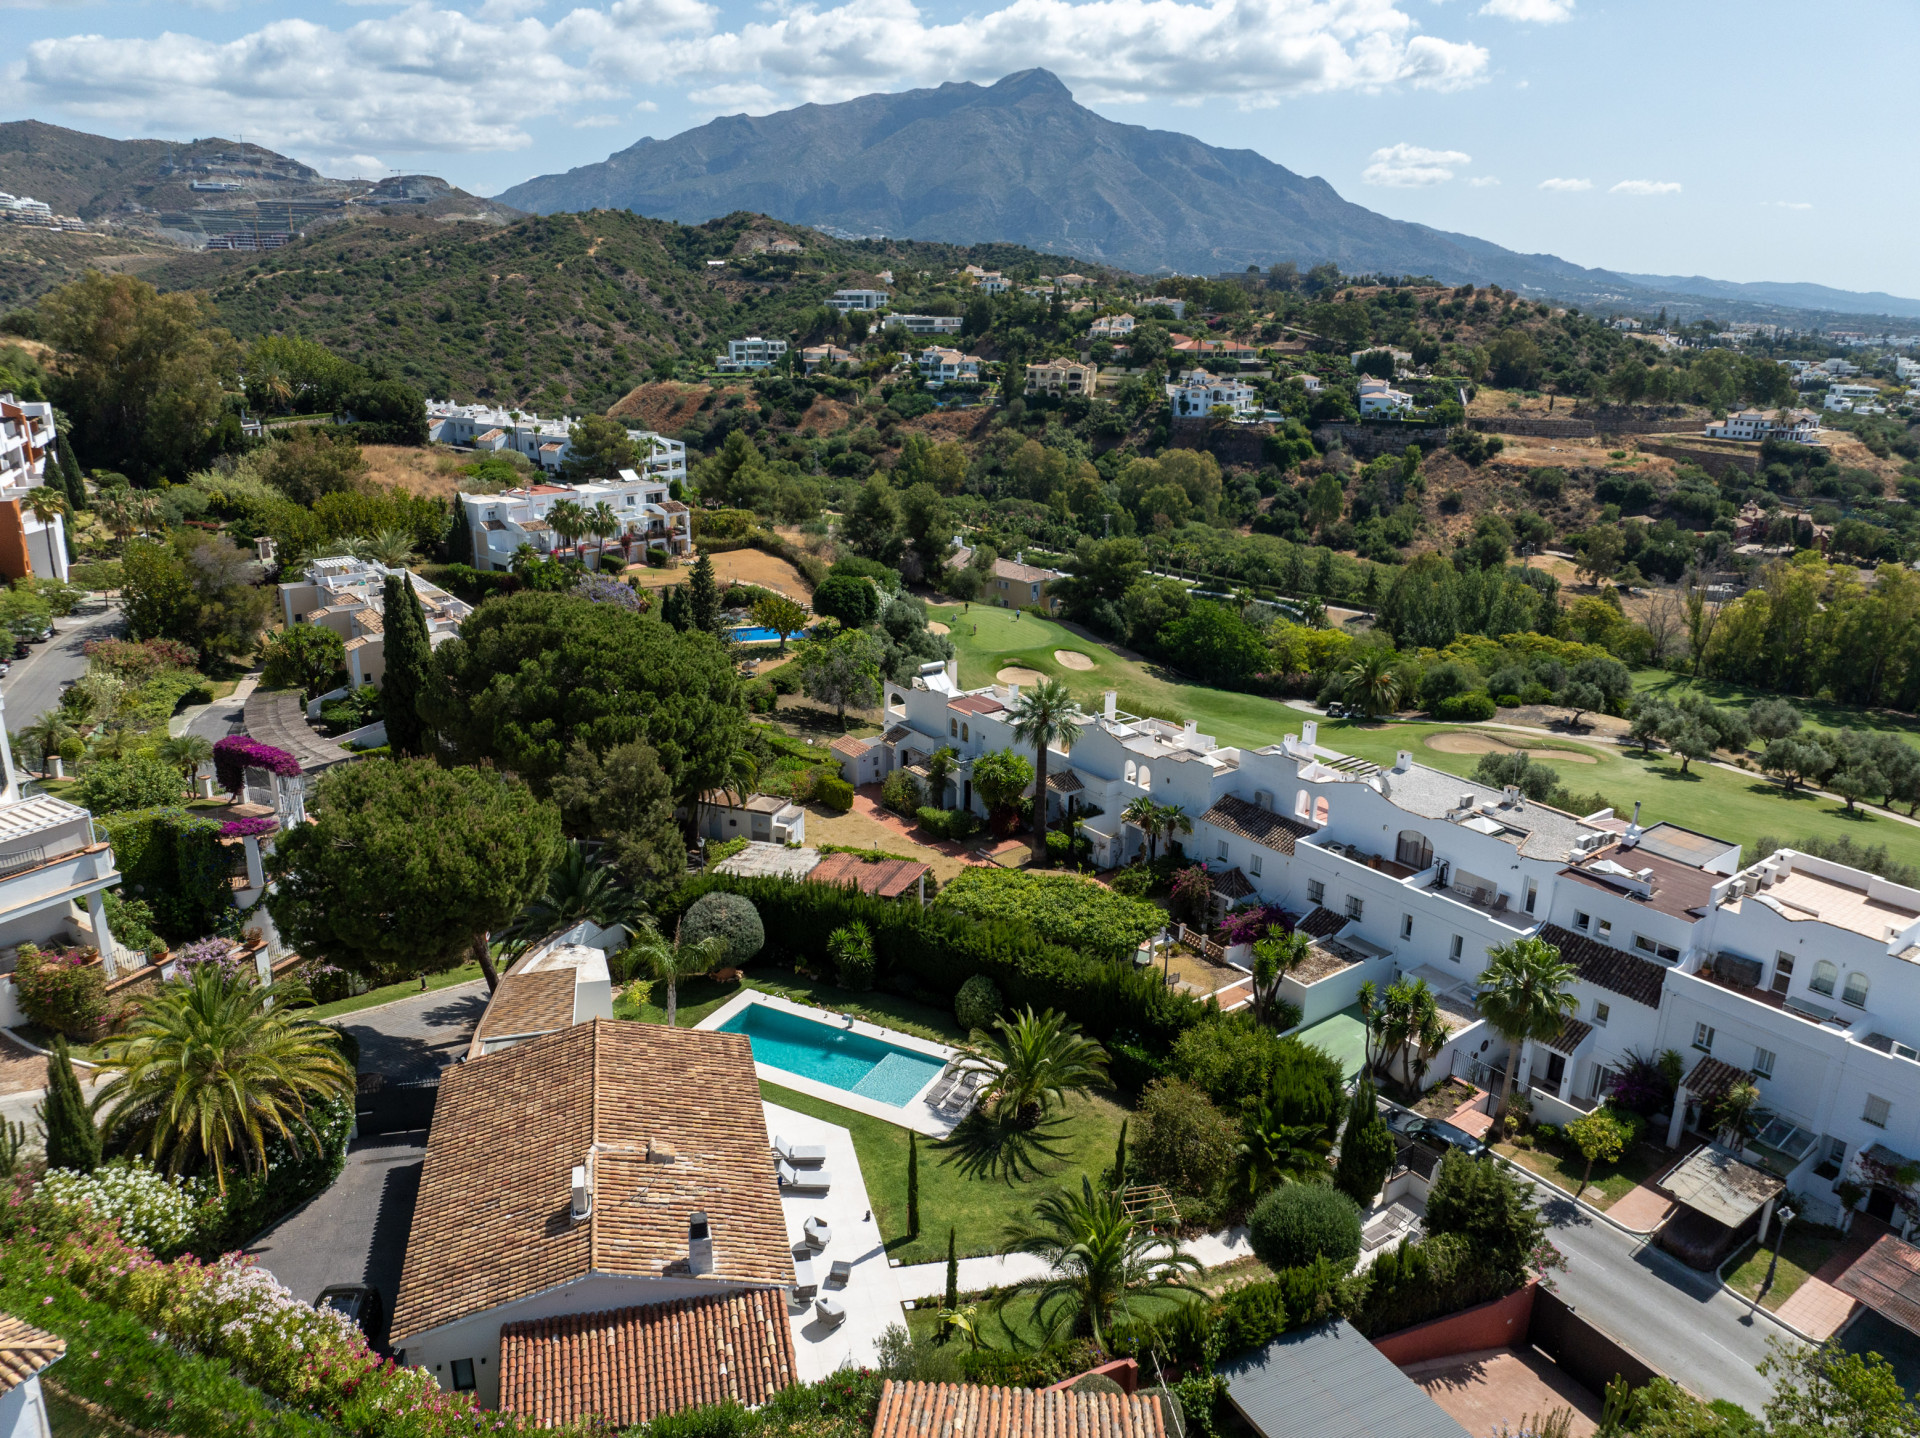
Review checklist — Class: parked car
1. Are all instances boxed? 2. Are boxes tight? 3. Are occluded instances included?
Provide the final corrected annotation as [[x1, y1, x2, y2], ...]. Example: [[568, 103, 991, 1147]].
[[1385, 1109, 1489, 1160], [316, 1285, 387, 1351]]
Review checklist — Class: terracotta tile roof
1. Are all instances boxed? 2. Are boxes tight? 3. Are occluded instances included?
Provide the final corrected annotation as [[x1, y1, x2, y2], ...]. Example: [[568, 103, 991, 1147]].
[[1297, 906, 1348, 939], [993, 558, 1059, 585], [391, 1020, 791, 1345], [1540, 1015, 1593, 1055], [948, 695, 1006, 716], [1202, 795, 1311, 855], [498, 1289, 795, 1427], [661, 500, 690, 513], [0, 1316, 63, 1395], [1834, 1233, 1920, 1337], [1213, 866, 1256, 901], [884, 725, 912, 745], [1047, 769, 1084, 793], [810, 851, 930, 899], [829, 734, 876, 757], [1537, 923, 1666, 1009], [873, 1380, 1166, 1438], [1681, 1054, 1754, 1105], [474, 969, 576, 1046]]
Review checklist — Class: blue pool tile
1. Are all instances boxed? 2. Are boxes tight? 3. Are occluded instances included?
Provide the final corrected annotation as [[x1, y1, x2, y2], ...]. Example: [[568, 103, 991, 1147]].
[[719, 1004, 945, 1108]]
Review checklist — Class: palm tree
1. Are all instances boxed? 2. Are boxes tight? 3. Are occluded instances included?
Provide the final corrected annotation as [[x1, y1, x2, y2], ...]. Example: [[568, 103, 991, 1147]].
[[93, 967, 353, 1194], [548, 499, 586, 560], [959, 1007, 1108, 1130], [97, 496, 136, 550], [626, 919, 726, 1027], [366, 529, 418, 568], [19, 713, 74, 774], [509, 841, 644, 959], [24, 489, 65, 528], [158, 733, 214, 790], [1000, 1176, 1198, 1346], [1477, 937, 1580, 1119], [1010, 678, 1083, 863], [589, 502, 620, 563], [1121, 795, 1163, 864], [1250, 928, 1308, 1027], [1158, 801, 1193, 860], [1342, 648, 1402, 719], [1238, 1083, 1334, 1197]]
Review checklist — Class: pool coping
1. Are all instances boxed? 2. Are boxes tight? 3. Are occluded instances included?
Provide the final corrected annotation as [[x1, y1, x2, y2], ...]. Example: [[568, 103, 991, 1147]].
[[697, 990, 966, 1138]]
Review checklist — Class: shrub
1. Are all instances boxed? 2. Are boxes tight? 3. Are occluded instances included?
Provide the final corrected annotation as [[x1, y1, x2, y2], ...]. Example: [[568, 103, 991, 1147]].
[[36, 1161, 216, 1256], [916, 806, 978, 842], [827, 921, 875, 990], [681, 891, 765, 964], [1425, 1148, 1546, 1286], [1249, 1184, 1363, 1272], [96, 808, 236, 943], [211, 735, 299, 797], [954, 974, 1002, 1031], [881, 768, 925, 816], [1434, 691, 1497, 722], [1108, 865, 1154, 898], [72, 755, 184, 814], [1351, 1230, 1511, 1339], [816, 775, 855, 812], [1136, 1077, 1238, 1198], [1172, 1017, 1345, 1119], [932, 868, 1162, 961], [705, 836, 750, 869], [1335, 1077, 1395, 1206], [15, 944, 106, 1039]]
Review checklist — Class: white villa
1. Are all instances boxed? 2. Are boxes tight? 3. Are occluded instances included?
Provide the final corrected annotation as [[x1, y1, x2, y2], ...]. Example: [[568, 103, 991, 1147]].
[[832, 673, 1920, 1232], [1358, 377, 1415, 417], [916, 348, 981, 386], [883, 315, 964, 336], [1167, 368, 1258, 419], [1704, 409, 1823, 444], [425, 402, 685, 484], [828, 289, 889, 313], [717, 338, 788, 373], [277, 556, 473, 690], [0, 394, 70, 583], [455, 470, 693, 572], [1089, 314, 1135, 340]]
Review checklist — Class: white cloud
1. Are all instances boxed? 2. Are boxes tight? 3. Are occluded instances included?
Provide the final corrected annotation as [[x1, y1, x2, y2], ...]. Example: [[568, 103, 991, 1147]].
[[1479, 0, 1573, 20], [1611, 179, 1680, 195], [1772, 200, 1812, 211], [1467, 175, 1500, 187], [573, 113, 621, 127], [633, 98, 658, 111], [1538, 176, 1591, 191], [687, 81, 780, 113], [1362, 142, 1471, 187]]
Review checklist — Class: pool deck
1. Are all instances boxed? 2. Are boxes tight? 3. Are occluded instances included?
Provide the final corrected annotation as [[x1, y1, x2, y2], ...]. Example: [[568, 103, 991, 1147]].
[[698, 991, 966, 1137]]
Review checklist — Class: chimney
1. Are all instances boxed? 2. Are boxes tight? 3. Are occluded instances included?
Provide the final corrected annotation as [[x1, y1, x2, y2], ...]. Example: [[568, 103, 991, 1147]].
[[1104, 690, 1117, 721], [1301, 720, 1317, 751], [1009, 683, 1021, 703], [570, 1164, 592, 1222], [1395, 750, 1413, 772], [647, 1137, 676, 1164], [688, 1211, 714, 1274], [946, 657, 959, 687], [1623, 800, 1643, 847], [1183, 719, 1199, 747]]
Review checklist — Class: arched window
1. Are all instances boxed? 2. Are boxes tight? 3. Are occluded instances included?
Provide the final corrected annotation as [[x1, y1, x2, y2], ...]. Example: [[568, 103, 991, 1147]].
[[1294, 789, 1311, 819], [1312, 796, 1330, 827], [1811, 960, 1838, 997], [961, 723, 969, 742], [1396, 831, 1433, 870], [1842, 971, 1871, 1008], [950, 718, 958, 737], [1139, 766, 1152, 791]]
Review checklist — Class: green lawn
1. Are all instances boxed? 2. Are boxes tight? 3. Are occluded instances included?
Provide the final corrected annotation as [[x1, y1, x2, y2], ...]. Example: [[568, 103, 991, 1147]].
[[1315, 717, 1920, 872], [615, 969, 966, 1044], [759, 1078, 1131, 1270], [903, 1285, 1198, 1350], [1632, 670, 1920, 753], [1493, 1136, 1668, 1210], [309, 961, 486, 1020], [1724, 1225, 1848, 1310]]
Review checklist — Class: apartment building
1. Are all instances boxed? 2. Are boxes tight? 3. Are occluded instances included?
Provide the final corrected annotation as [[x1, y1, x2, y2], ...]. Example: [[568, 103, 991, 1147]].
[[0, 394, 71, 583], [916, 348, 981, 386], [277, 556, 473, 689], [1167, 368, 1258, 419], [828, 289, 889, 313], [425, 402, 686, 484], [834, 685, 1920, 1228], [454, 469, 693, 572], [1024, 361, 1095, 398], [1705, 409, 1823, 444], [882, 314, 964, 336], [717, 337, 788, 373]]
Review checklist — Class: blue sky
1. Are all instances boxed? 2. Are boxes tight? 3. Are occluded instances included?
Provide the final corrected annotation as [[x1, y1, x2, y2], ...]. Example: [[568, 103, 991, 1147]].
[[5, 0, 1912, 298]]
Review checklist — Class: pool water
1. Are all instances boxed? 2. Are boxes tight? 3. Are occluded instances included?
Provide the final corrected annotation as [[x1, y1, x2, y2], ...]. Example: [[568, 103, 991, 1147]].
[[719, 1004, 947, 1107], [730, 625, 809, 643]]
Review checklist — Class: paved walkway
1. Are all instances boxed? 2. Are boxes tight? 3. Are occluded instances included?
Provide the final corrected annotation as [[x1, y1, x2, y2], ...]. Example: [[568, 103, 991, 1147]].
[[1774, 1220, 1881, 1339], [1405, 1347, 1601, 1438], [1607, 1183, 1677, 1233], [893, 1226, 1253, 1303]]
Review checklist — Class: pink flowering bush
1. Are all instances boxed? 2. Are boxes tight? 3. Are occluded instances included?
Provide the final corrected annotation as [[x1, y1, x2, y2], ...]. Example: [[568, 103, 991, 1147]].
[[212, 736, 300, 797], [1219, 904, 1293, 948], [172, 938, 251, 982], [220, 815, 279, 839]]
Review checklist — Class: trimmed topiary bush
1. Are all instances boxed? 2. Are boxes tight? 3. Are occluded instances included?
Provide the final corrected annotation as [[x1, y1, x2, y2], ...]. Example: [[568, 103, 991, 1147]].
[[881, 768, 924, 816], [815, 775, 855, 812], [681, 891, 765, 965], [1070, 1374, 1125, 1395], [954, 974, 1002, 1031], [1248, 1183, 1363, 1272]]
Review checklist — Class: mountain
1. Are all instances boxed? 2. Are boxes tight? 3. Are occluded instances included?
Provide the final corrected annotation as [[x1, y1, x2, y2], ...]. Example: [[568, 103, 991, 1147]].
[[1615, 273, 1920, 323], [498, 71, 1919, 322]]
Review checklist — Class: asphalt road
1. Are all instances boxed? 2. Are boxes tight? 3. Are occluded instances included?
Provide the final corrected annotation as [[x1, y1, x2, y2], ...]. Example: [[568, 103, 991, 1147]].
[[1536, 1186, 1792, 1413], [2, 600, 124, 734], [337, 980, 489, 1084]]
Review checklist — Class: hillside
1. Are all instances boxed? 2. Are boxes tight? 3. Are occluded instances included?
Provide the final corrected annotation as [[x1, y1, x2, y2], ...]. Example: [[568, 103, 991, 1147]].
[[133, 208, 1078, 413]]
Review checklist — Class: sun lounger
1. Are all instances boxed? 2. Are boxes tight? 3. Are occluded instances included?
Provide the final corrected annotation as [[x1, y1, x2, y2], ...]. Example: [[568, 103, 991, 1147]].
[[774, 1135, 828, 1166], [791, 1256, 817, 1300], [777, 1160, 833, 1192], [828, 1259, 853, 1287], [923, 1067, 962, 1108], [815, 1295, 847, 1327], [939, 1071, 989, 1114]]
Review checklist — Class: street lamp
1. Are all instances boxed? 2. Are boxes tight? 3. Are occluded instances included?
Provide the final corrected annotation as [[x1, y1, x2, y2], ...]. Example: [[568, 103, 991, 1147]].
[[1752, 1204, 1796, 1315]]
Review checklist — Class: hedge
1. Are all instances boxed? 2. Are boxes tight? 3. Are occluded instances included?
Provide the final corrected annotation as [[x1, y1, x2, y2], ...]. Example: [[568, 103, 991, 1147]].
[[932, 868, 1165, 963], [915, 806, 979, 842], [96, 808, 236, 943], [815, 776, 855, 812], [659, 875, 1208, 1050]]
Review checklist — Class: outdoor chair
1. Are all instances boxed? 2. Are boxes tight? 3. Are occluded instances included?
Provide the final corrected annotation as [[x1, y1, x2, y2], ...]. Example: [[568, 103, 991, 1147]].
[[815, 1295, 847, 1327], [803, 1215, 832, 1250], [828, 1259, 854, 1287]]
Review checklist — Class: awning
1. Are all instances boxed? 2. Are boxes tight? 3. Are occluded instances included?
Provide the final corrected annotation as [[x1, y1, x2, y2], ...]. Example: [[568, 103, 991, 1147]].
[[1540, 1016, 1593, 1056], [1663, 1144, 1784, 1230], [1680, 1054, 1755, 1106], [1833, 1234, 1920, 1338]]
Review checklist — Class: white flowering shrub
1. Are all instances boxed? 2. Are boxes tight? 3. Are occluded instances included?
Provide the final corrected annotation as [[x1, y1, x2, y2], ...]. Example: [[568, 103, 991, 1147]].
[[37, 1161, 214, 1254]]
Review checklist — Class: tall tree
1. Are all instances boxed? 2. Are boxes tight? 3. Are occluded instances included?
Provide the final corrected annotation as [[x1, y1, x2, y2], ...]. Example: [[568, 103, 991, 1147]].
[[688, 551, 721, 633], [1010, 678, 1084, 863], [1476, 936, 1579, 1118], [267, 757, 562, 992], [259, 624, 345, 701], [39, 1037, 101, 1173], [797, 627, 883, 728], [1334, 1076, 1395, 1206], [1000, 1177, 1198, 1346], [380, 571, 432, 757], [562, 415, 638, 483]]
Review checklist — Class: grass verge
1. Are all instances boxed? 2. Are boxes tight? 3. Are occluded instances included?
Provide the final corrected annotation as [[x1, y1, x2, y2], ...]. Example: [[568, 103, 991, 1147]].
[[1723, 1224, 1848, 1311], [309, 961, 484, 1020], [1491, 1136, 1668, 1210]]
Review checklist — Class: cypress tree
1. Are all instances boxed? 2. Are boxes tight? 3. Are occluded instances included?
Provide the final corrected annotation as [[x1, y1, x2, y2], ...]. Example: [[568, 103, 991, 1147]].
[[688, 552, 720, 634], [944, 1227, 958, 1313], [1113, 1118, 1130, 1189], [40, 1037, 100, 1173], [907, 1129, 920, 1238], [57, 441, 86, 512], [1334, 1076, 1396, 1208], [448, 505, 473, 567], [660, 583, 690, 632], [381, 572, 432, 757]]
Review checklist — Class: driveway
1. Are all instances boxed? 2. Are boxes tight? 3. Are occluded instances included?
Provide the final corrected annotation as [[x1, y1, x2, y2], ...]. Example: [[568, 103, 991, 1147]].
[[246, 1131, 426, 1351], [3, 599, 123, 733], [337, 980, 489, 1084]]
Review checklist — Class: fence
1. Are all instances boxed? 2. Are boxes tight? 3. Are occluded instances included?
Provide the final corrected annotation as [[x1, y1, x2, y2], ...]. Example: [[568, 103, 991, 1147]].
[[356, 1076, 439, 1136], [1529, 1287, 1662, 1396]]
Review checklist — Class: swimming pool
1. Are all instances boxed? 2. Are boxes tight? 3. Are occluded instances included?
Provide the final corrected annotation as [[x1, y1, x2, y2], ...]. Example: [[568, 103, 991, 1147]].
[[718, 1003, 947, 1107], [729, 625, 810, 643]]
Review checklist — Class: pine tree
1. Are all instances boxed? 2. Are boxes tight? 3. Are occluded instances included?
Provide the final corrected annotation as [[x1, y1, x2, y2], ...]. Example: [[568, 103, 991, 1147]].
[[381, 573, 432, 757], [907, 1129, 920, 1238], [660, 585, 690, 632], [448, 506, 473, 566], [944, 1226, 958, 1312], [1334, 1076, 1395, 1208], [40, 1037, 100, 1173], [689, 553, 720, 634]]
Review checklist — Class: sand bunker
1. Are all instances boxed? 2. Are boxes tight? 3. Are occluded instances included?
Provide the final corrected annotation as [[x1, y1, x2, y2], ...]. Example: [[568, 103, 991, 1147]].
[[1424, 731, 1599, 764], [1054, 650, 1096, 671], [928, 622, 950, 636], [996, 667, 1046, 686]]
